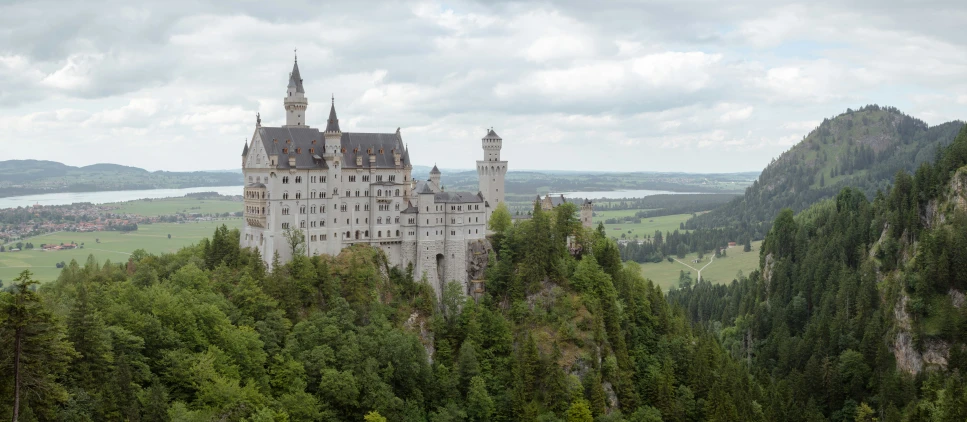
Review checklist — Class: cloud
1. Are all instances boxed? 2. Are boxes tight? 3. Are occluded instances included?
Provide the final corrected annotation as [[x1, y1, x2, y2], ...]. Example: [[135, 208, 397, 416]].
[[0, 0, 966, 173]]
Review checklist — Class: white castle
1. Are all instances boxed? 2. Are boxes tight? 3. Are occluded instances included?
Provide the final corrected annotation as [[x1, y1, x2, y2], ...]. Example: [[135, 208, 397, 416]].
[[240, 56, 507, 297]]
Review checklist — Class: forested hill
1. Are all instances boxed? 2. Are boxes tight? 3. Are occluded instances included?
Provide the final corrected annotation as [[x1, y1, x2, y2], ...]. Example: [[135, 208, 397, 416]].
[[670, 125, 967, 421], [0, 206, 775, 421], [688, 105, 965, 239], [0, 160, 241, 198]]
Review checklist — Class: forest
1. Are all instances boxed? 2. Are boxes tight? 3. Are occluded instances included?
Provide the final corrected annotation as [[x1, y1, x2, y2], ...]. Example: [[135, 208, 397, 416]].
[[1, 203, 768, 421], [669, 124, 967, 421]]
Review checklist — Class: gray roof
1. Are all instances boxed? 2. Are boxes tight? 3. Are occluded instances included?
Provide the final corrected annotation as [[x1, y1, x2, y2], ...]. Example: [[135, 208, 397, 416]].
[[434, 191, 484, 204], [401, 202, 419, 214], [242, 141, 249, 156], [483, 128, 501, 140], [550, 194, 567, 207], [256, 126, 410, 170], [288, 59, 304, 94], [415, 181, 434, 194], [430, 164, 440, 174], [325, 100, 340, 133], [246, 182, 265, 188]]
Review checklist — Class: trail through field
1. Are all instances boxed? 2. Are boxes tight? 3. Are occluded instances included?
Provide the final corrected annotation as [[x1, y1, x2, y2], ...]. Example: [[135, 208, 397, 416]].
[[85, 248, 133, 256], [673, 254, 715, 281]]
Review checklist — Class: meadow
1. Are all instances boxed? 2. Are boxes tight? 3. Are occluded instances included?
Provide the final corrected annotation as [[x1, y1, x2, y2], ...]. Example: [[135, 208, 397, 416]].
[[109, 197, 243, 216], [593, 211, 696, 240], [0, 219, 242, 283], [638, 240, 763, 292]]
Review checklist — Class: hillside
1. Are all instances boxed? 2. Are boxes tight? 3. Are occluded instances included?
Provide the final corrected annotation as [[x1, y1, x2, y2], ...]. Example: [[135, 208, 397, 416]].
[[670, 125, 967, 421], [688, 105, 965, 239], [0, 160, 241, 198], [0, 207, 774, 421]]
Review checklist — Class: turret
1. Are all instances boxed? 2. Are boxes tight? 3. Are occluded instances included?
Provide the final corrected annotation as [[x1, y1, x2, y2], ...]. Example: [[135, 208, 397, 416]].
[[430, 164, 441, 190], [581, 199, 593, 228], [477, 128, 508, 224], [241, 138, 249, 168], [482, 128, 502, 162], [284, 55, 308, 127], [324, 96, 341, 157]]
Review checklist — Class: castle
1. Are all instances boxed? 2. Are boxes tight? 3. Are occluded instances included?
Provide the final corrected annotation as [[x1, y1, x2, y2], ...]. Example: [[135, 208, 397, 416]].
[[239, 56, 507, 298], [535, 194, 594, 229]]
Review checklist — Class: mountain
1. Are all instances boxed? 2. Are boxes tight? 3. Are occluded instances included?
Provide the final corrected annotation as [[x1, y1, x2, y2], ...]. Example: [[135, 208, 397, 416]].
[[669, 124, 967, 420], [0, 160, 242, 198], [688, 105, 965, 239]]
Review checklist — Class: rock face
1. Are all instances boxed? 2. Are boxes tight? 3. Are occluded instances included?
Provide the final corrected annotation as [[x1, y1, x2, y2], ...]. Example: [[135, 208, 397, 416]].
[[466, 238, 494, 298], [892, 294, 950, 374]]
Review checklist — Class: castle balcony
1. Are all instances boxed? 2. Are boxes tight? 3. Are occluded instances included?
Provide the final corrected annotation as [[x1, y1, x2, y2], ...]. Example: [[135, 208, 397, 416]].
[[244, 184, 268, 228]]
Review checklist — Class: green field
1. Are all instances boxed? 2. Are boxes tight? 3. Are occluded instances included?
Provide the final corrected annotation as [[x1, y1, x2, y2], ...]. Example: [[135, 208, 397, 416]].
[[594, 211, 695, 240], [109, 197, 242, 216], [639, 240, 763, 292], [0, 219, 242, 283]]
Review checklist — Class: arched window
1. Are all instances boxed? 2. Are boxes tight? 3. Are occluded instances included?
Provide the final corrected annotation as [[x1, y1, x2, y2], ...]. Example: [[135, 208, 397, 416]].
[[295, 192, 301, 199], [395, 189, 400, 196], [283, 191, 289, 200], [295, 176, 302, 183], [365, 230, 369, 237], [396, 230, 400, 237], [378, 231, 382, 238]]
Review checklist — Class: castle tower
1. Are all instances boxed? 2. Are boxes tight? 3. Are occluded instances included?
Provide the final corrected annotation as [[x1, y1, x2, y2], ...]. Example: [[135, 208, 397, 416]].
[[284, 55, 308, 127], [581, 199, 593, 228], [477, 128, 507, 224], [429, 164, 441, 191], [324, 97, 342, 245]]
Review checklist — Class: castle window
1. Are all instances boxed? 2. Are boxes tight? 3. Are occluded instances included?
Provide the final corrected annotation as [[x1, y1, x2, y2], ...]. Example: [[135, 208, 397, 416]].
[[295, 176, 302, 183], [376, 175, 383, 182], [283, 148, 288, 153], [296, 148, 301, 154], [378, 231, 382, 238], [283, 176, 289, 184], [322, 176, 326, 183], [321, 234, 327, 240], [295, 192, 301, 199], [395, 204, 400, 211], [300, 221, 306, 228], [349, 175, 356, 182], [395, 189, 400, 196], [395, 217, 399, 223], [283, 192, 289, 200], [362, 175, 370, 182], [282, 222, 290, 229], [300, 206, 306, 214], [355, 204, 360, 211], [282, 207, 289, 215], [356, 190, 360, 197], [396, 230, 400, 237], [377, 217, 382, 224], [389, 175, 396, 182]]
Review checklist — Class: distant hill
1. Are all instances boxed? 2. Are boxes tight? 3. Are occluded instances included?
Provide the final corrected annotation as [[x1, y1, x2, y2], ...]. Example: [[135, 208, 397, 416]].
[[0, 160, 242, 198], [688, 105, 965, 238]]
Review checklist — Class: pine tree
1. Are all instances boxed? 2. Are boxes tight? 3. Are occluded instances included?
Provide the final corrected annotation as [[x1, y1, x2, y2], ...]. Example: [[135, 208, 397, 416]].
[[466, 376, 494, 422], [0, 270, 76, 421]]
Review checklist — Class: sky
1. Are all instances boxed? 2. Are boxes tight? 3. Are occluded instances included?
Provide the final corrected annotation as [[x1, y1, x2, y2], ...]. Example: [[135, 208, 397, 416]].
[[1, 0, 966, 173]]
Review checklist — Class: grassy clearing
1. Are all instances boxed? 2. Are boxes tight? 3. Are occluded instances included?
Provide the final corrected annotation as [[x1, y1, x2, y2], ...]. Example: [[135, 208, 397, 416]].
[[0, 219, 242, 283], [593, 212, 695, 240], [109, 198, 242, 217], [638, 240, 763, 292]]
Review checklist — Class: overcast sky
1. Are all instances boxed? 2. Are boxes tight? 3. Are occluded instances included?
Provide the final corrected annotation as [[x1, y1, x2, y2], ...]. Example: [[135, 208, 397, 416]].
[[1, 0, 966, 173]]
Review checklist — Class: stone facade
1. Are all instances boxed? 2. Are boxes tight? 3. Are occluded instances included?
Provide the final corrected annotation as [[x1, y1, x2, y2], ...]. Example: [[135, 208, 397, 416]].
[[240, 56, 501, 299]]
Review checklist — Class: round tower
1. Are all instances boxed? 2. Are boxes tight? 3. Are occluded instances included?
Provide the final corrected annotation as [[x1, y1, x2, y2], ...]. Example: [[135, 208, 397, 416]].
[[284, 55, 308, 127], [477, 128, 508, 224], [581, 199, 594, 228]]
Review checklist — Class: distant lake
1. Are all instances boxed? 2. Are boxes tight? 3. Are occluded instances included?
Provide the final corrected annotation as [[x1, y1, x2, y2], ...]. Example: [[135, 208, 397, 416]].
[[0, 186, 243, 209], [554, 189, 703, 200]]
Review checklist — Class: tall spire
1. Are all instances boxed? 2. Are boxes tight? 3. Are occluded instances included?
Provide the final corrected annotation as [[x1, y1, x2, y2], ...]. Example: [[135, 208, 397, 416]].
[[287, 54, 304, 94], [325, 96, 341, 133]]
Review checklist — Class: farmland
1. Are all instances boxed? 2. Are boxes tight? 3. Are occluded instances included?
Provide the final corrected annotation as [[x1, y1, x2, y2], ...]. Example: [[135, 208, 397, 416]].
[[0, 219, 242, 283]]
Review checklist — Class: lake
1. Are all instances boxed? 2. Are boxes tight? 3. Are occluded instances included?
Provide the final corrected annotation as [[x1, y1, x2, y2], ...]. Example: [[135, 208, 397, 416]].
[[0, 186, 243, 209], [554, 189, 702, 200]]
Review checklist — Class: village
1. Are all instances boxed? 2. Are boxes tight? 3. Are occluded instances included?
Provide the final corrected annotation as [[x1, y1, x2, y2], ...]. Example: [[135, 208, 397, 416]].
[[0, 195, 243, 249]]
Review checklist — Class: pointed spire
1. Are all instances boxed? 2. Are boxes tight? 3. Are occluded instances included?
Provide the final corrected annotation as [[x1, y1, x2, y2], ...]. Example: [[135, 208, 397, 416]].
[[430, 164, 440, 174], [242, 138, 249, 156], [325, 96, 341, 133], [288, 53, 304, 94]]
